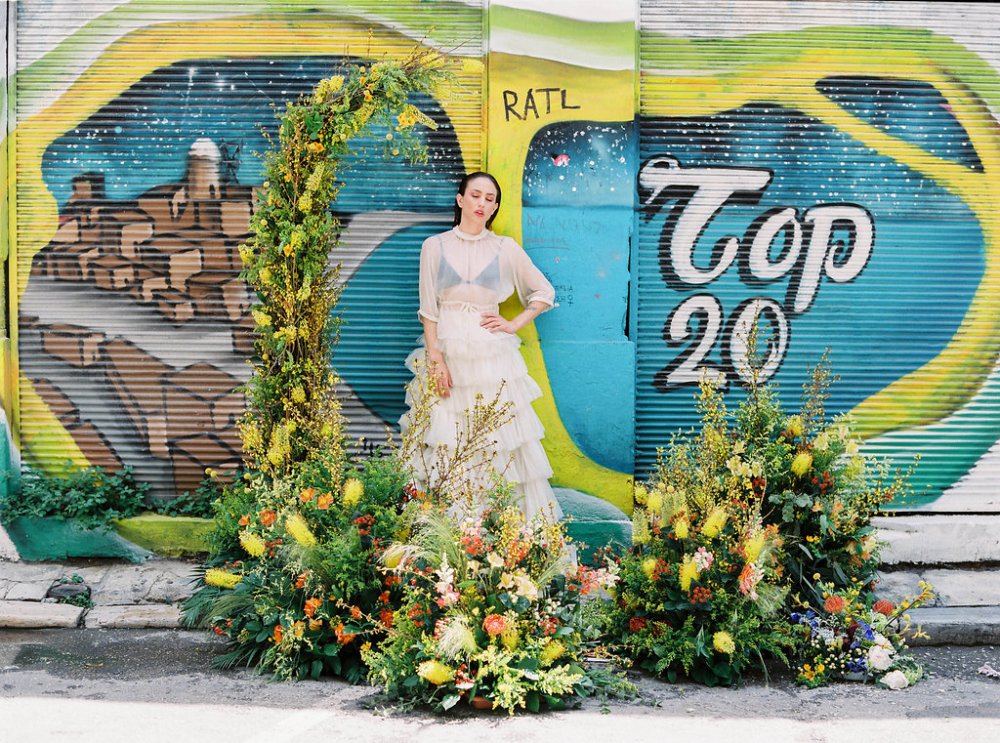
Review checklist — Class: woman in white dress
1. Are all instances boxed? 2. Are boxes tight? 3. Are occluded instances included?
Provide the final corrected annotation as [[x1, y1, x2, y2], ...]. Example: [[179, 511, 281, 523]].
[[400, 172, 561, 520]]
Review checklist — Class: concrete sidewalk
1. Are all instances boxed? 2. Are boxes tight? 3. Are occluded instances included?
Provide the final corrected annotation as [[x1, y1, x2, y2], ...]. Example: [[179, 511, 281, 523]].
[[0, 558, 198, 630], [2, 557, 1000, 645]]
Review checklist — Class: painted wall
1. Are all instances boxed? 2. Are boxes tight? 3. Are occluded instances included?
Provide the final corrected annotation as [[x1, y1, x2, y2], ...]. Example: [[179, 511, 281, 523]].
[[3, 1, 1000, 559]]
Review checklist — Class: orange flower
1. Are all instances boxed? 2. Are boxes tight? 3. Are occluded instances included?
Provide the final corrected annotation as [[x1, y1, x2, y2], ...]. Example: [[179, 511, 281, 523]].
[[260, 509, 277, 527], [300, 488, 317, 503], [824, 595, 847, 614], [308, 618, 323, 632], [272, 624, 283, 644], [334, 623, 356, 645], [350, 606, 362, 620], [304, 597, 323, 618], [379, 608, 394, 628], [483, 613, 507, 637], [238, 514, 250, 527], [294, 572, 309, 589], [873, 599, 895, 616], [317, 493, 333, 510]]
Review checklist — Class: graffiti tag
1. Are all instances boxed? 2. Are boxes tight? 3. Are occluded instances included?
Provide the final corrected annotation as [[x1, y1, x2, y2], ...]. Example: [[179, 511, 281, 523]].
[[502, 88, 580, 121], [639, 156, 875, 391]]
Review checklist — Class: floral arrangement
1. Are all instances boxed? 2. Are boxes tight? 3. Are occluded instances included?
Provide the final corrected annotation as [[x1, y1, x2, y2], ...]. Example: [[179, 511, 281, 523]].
[[608, 326, 923, 687], [238, 51, 444, 478], [793, 578, 935, 688], [363, 487, 622, 714], [183, 452, 415, 681], [608, 380, 794, 686], [184, 53, 448, 682]]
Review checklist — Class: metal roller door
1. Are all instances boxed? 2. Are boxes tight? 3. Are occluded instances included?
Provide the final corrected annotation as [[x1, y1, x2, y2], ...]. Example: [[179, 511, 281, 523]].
[[637, 1, 1000, 510], [9, 1, 484, 499]]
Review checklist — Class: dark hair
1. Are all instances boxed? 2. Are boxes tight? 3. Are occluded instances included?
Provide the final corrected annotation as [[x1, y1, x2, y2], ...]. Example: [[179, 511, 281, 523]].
[[453, 171, 502, 229]]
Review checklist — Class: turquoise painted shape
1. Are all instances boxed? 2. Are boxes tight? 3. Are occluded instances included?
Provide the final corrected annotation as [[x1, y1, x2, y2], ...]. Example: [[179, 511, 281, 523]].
[[4, 516, 152, 563], [554, 487, 632, 563]]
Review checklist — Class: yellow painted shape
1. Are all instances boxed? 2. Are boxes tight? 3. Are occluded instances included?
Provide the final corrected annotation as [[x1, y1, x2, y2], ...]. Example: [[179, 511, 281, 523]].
[[7, 13, 483, 468], [488, 53, 635, 514], [642, 47, 1000, 439]]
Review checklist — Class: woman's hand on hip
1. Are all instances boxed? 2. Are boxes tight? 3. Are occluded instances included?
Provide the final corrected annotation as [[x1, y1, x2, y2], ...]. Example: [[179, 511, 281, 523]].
[[479, 312, 517, 334]]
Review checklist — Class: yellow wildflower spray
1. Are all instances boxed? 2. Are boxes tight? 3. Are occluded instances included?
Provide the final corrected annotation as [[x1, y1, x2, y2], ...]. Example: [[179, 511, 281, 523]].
[[342, 478, 364, 507], [678, 557, 700, 593], [417, 660, 454, 685], [204, 568, 241, 589], [702, 507, 729, 539], [713, 631, 735, 655], [285, 513, 317, 547], [540, 639, 566, 666], [239, 531, 266, 558]]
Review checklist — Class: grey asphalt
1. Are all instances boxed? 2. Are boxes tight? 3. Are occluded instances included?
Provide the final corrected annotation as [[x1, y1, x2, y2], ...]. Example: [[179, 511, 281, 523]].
[[2, 557, 1000, 742], [0, 628, 999, 742]]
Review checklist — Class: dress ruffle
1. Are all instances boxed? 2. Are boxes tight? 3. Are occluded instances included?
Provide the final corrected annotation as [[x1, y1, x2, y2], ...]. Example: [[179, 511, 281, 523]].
[[399, 306, 562, 521]]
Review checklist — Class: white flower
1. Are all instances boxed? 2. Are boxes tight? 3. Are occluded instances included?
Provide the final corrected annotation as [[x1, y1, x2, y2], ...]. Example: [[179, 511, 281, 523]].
[[487, 552, 505, 569], [882, 669, 909, 690], [868, 644, 894, 671], [512, 574, 539, 601]]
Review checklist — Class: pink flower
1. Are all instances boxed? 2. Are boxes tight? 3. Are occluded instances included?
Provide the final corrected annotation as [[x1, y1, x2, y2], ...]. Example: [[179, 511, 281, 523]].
[[738, 563, 763, 600], [694, 547, 714, 572]]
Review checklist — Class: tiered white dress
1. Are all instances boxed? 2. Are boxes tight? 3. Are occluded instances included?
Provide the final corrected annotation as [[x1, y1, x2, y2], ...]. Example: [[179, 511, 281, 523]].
[[399, 226, 561, 520]]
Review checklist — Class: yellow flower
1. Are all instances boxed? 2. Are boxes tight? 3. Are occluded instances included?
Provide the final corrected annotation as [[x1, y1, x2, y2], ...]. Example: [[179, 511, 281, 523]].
[[674, 517, 690, 540], [744, 532, 767, 563], [702, 507, 728, 539], [540, 639, 566, 665], [382, 544, 406, 569], [641, 557, 658, 580], [298, 193, 313, 212], [678, 557, 700, 593], [204, 569, 241, 589], [285, 513, 317, 547], [501, 628, 519, 651], [631, 508, 650, 546], [791, 451, 814, 478], [291, 386, 306, 404], [259, 267, 272, 285], [633, 484, 648, 506], [786, 415, 804, 438], [239, 531, 266, 558], [713, 631, 735, 655], [417, 660, 454, 685], [646, 490, 663, 514], [342, 478, 364, 507], [252, 309, 272, 327]]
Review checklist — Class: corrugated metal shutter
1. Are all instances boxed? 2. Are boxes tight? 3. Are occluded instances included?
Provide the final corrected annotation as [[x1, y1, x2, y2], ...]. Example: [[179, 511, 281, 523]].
[[13, 2, 484, 499], [637, 1, 1000, 510]]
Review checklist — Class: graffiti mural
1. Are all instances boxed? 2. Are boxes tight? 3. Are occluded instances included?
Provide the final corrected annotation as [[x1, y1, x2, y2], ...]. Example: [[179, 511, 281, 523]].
[[636, 27, 1000, 509], [7, 9, 483, 503], [3, 1, 1000, 553]]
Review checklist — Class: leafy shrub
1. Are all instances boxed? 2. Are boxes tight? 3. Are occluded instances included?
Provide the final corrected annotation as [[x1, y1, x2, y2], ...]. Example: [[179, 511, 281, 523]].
[[0, 463, 147, 530]]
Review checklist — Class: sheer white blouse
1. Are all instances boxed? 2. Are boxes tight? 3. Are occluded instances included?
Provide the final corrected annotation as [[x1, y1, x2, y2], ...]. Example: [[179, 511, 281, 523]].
[[418, 227, 556, 321]]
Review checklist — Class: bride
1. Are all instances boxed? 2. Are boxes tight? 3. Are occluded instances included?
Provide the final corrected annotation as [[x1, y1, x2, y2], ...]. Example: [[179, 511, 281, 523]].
[[399, 171, 560, 520]]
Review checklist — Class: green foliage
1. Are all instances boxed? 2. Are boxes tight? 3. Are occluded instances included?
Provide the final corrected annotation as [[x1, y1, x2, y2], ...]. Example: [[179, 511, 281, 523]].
[[157, 469, 243, 519], [0, 463, 147, 531]]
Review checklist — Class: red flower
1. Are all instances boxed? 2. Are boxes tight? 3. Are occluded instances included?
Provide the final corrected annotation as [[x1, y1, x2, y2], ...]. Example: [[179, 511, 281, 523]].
[[873, 599, 895, 616], [824, 595, 847, 614], [629, 616, 648, 632], [483, 613, 507, 637], [379, 608, 394, 629], [260, 509, 277, 527]]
